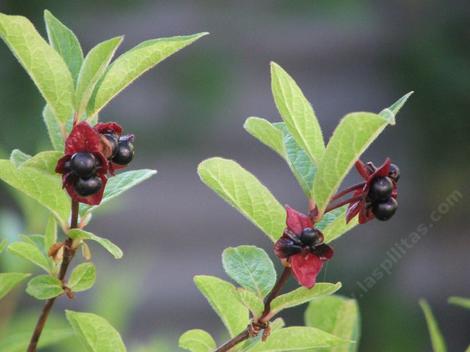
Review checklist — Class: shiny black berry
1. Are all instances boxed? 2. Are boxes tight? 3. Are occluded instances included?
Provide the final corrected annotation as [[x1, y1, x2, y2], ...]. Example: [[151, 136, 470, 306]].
[[369, 177, 393, 201], [74, 176, 103, 197], [372, 197, 398, 221], [389, 163, 400, 182], [104, 133, 119, 157], [70, 152, 97, 178], [112, 139, 134, 165], [300, 228, 323, 246]]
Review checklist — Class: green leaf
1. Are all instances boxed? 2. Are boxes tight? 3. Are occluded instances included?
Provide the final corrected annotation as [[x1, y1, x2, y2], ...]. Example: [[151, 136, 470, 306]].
[[0, 272, 31, 300], [10, 149, 32, 167], [68, 229, 123, 259], [0, 329, 72, 352], [0, 239, 7, 254], [8, 242, 50, 272], [194, 275, 249, 337], [305, 295, 360, 352], [448, 296, 470, 310], [379, 91, 413, 124], [244, 117, 285, 157], [321, 207, 359, 243], [88, 32, 208, 117], [44, 215, 58, 254], [0, 159, 69, 226], [80, 169, 157, 215], [239, 318, 285, 351], [179, 329, 216, 352], [236, 288, 264, 319], [222, 245, 276, 298], [247, 326, 349, 351], [271, 62, 325, 164], [419, 299, 447, 352], [26, 275, 64, 299], [76, 36, 123, 117], [0, 14, 74, 123], [44, 10, 84, 82], [270, 282, 342, 316], [66, 310, 127, 352], [198, 158, 285, 242], [21, 150, 63, 174], [312, 112, 390, 215], [68, 262, 96, 292], [43, 104, 65, 150]]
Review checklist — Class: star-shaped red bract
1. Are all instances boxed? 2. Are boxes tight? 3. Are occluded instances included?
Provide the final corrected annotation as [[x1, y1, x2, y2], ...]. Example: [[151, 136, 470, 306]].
[[55, 121, 108, 205], [274, 207, 333, 288]]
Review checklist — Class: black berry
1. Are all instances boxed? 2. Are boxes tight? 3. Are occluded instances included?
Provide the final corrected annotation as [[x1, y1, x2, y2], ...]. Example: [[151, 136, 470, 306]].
[[300, 228, 323, 246], [372, 197, 398, 221], [74, 176, 103, 197], [389, 163, 400, 182], [369, 177, 393, 201], [104, 133, 119, 158], [70, 152, 97, 178], [112, 139, 134, 165], [279, 241, 303, 257]]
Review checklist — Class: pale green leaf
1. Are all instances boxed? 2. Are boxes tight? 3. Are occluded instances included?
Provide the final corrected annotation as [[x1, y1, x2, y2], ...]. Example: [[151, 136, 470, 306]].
[[305, 295, 360, 352], [179, 329, 216, 352], [0, 14, 74, 123], [76, 36, 123, 117], [44, 10, 84, 82], [21, 150, 62, 174], [0, 239, 7, 254], [88, 32, 208, 117], [198, 158, 285, 242], [194, 275, 249, 337], [244, 117, 285, 157], [271, 62, 325, 164], [312, 112, 390, 215], [270, 282, 342, 316], [321, 207, 359, 243], [80, 169, 157, 215], [68, 262, 96, 292], [26, 274, 64, 299], [0, 329, 72, 351], [43, 104, 65, 150], [236, 288, 264, 319], [68, 229, 123, 259], [0, 272, 31, 300], [66, 310, 127, 352], [44, 215, 58, 254], [8, 241, 50, 272], [9, 149, 31, 167], [247, 326, 349, 352], [379, 91, 413, 124], [448, 296, 470, 310], [419, 299, 447, 352], [222, 245, 276, 298]]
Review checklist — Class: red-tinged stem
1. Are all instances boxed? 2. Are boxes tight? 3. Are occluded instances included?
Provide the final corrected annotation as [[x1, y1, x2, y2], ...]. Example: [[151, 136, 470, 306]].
[[27, 200, 79, 352], [330, 182, 365, 201], [324, 194, 364, 213]]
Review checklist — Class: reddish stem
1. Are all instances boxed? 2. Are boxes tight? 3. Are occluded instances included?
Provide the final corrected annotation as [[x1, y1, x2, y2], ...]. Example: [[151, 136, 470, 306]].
[[330, 182, 365, 201], [324, 194, 363, 213]]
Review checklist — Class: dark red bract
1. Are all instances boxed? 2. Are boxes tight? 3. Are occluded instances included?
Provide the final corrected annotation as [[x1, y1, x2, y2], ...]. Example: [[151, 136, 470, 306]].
[[274, 207, 333, 288]]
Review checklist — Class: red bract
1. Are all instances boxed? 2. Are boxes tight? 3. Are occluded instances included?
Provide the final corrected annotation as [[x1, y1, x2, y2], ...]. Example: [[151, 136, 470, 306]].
[[274, 207, 333, 288], [55, 122, 108, 205]]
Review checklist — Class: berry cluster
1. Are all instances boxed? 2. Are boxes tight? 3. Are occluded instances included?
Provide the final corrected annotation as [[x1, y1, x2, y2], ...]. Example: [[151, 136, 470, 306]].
[[65, 153, 103, 197], [368, 164, 399, 221]]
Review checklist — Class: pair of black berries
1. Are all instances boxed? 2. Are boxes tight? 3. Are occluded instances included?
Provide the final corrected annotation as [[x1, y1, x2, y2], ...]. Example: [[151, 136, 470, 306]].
[[368, 165, 400, 221], [282, 228, 324, 257]]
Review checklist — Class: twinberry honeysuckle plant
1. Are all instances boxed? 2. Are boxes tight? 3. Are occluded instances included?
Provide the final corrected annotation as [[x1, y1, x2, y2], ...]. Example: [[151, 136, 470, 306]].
[[180, 62, 412, 352], [0, 10, 206, 352]]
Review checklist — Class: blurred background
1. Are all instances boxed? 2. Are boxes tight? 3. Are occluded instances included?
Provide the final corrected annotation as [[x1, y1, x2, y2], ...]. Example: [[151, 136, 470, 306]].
[[0, 1, 469, 351]]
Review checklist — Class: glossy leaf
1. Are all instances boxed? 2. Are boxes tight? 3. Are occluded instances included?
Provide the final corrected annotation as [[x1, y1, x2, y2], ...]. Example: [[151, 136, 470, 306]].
[[448, 296, 470, 310], [270, 282, 342, 316], [68, 229, 123, 259], [222, 245, 276, 298], [0, 272, 31, 300], [88, 32, 208, 117], [26, 275, 64, 299], [0, 14, 74, 123], [68, 262, 96, 292], [194, 275, 249, 337], [420, 299, 447, 352], [271, 62, 325, 164], [198, 158, 285, 241], [66, 310, 127, 352], [236, 288, 264, 319], [43, 105, 65, 150], [8, 242, 50, 272], [305, 295, 360, 352], [44, 10, 83, 82], [179, 329, 216, 352]]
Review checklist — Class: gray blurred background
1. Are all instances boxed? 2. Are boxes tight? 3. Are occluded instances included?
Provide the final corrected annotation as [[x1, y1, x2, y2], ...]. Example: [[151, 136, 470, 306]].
[[0, 1, 469, 351]]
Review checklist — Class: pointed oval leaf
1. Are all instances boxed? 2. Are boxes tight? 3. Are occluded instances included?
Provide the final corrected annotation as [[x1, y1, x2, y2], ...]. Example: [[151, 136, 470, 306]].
[[179, 329, 216, 352], [68, 229, 123, 259], [198, 158, 285, 242], [88, 32, 208, 116], [8, 242, 50, 272], [419, 299, 447, 352], [26, 275, 64, 300], [76, 36, 123, 117], [0, 272, 31, 300], [244, 117, 286, 157], [43, 105, 66, 151], [305, 295, 360, 352], [236, 288, 264, 319], [271, 62, 325, 164], [66, 310, 126, 352], [222, 245, 276, 298], [194, 275, 249, 337], [68, 262, 96, 292], [0, 14, 74, 123], [448, 296, 470, 310], [270, 282, 342, 316], [44, 10, 84, 82]]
